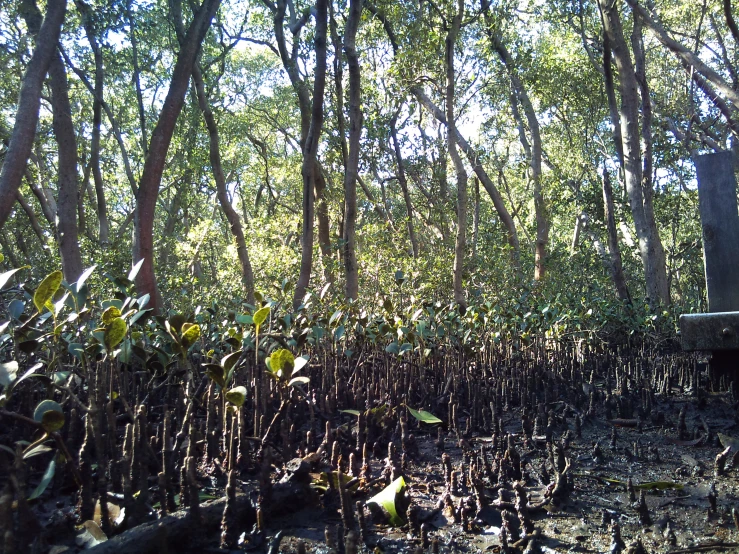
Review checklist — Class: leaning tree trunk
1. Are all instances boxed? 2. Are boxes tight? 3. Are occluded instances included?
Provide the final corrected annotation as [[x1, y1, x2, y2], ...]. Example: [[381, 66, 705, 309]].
[[133, 0, 221, 312], [342, 0, 362, 301], [389, 114, 419, 258], [484, 7, 548, 280], [446, 0, 468, 308], [0, 0, 66, 228], [294, 0, 328, 309]]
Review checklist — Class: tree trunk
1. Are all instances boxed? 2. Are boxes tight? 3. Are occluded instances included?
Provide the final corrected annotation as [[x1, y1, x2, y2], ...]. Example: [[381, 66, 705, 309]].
[[446, 0, 467, 308], [77, 0, 110, 245], [192, 65, 256, 304], [472, 176, 480, 258], [133, 0, 221, 311], [48, 51, 84, 282], [484, 13, 547, 280], [294, 0, 328, 309], [598, 0, 668, 307], [602, 168, 631, 303], [127, 0, 149, 158], [412, 86, 520, 262], [0, 0, 66, 228], [341, 0, 362, 300], [15, 191, 47, 249], [389, 114, 419, 258], [632, 11, 669, 305]]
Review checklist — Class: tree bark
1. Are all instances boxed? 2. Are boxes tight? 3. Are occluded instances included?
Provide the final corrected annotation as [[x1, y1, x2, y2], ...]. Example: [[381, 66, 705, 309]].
[[598, 0, 669, 307], [624, 0, 739, 110], [127, 0, 149, 158], [293, 0, 328, 309], [0, 0, 66, 228], [341, 0, 362, 301], [133, 0, 221, 311], [192, 65, 256, 304], [632, 11, 669, 305], [483, 11, 547, 280], [77, 0, 110, 245], [389, 114, 419, 258], [412, 86, 520, 261], [602, 168, 631, 303], [446, 0, 468, 307], [15, 191, 47, 249], [472, 176, 480, 258], [48, 51, 84, 282]]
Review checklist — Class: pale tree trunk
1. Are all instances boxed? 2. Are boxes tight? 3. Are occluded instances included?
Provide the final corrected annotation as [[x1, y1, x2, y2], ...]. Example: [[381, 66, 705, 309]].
[[171, 0, 256, 304], [598, 0, 669, 307], [446, 0, 467, 308], [602, 168, 631, 303], [364, 0, 520, 264], [294, 0, 328, 309], [632, 12, 669, 305], [412, 86, 520, 262], [0, 0, 66, 228], [133, 0, 221, 311], [483, 6, 547, 280], [77, 0, 110, 245], [341, 0, 362, 300], [389, 114, 419, 258]]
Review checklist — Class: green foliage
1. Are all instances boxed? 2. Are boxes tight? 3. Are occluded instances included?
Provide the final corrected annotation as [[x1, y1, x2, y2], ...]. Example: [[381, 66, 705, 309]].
[[33, 271, 63, 313]]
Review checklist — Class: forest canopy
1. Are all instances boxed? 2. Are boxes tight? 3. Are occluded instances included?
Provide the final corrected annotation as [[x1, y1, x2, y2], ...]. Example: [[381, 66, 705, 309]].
[[0, 0, 737, 330]]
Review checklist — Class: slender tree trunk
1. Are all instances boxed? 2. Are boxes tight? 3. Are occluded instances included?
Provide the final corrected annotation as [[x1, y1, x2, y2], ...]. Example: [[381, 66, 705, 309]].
[[0, 0, 66, 228], [599, 0, 668, 307], [342, 0, 362, 300], [15, 191, 47, 248], [412, 86, 520, 262], [294, 0, 328, 309], [483, 8, 547, 280], [192, 65, 256, 304], [446, 0, 468, 308], [602, 168, 631, 303], [127, 0, 148, 158], [389, 114, 419, 258], [77, 0, 110, 245], [133, 0, 221, 311], [472, 176, 480, 258], [20, 0, 82, 281], [632, 11, 669, 305], [602, 32, 625, 170], [171, 0, 255, 304]]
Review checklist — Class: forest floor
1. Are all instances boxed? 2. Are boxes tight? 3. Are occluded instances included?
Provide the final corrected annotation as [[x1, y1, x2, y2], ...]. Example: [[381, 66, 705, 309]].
[[16, 352, 739, 554]]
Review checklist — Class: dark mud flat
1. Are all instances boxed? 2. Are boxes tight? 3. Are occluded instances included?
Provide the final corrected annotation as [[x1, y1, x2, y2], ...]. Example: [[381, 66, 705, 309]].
[[7, 347, 739, 554]]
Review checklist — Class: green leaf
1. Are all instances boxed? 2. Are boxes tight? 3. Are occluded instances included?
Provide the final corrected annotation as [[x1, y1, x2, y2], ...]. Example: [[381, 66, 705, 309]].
[[0, 267, 28, 291], [367, 476, 407, 527], [203, 364, 226, 388], [253, 306, 270, 330], [28, 456, 56, 500], [225, 386, 247, 407], [101, 306, 122, 325], [222, 351, 242, 373], [293, 355, 309, 374], [0, 361, 18, 388], [406, 406, 443, 424], [34, 400, 65, 432], [75, 265, 97, 293], [180, 323, 201, 349], [23, 444, 52, 460], [128, 259, 144, 282], [268, 349, 294, 378], [288, 376, 309, 387], [34, 271, 63, 313], [104, 318, 127, 351]]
